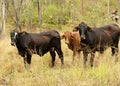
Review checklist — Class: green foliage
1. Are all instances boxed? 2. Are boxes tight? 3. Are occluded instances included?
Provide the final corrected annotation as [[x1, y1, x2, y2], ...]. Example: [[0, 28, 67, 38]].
[[42, 5, 70, 25], [42, 5, 59, 25], [20, 0, 38, 27], [4, 0, 120, 31]]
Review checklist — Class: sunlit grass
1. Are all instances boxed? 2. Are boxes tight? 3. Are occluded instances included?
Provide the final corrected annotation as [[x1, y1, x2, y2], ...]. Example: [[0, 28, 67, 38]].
[[0, 37, 120, 86]]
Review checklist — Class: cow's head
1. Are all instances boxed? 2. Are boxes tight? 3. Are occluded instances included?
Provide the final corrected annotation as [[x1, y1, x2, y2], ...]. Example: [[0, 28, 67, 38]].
[[61, 31, 73, 44], [10, 30, 19, 46], [75, 22, 92, 40]]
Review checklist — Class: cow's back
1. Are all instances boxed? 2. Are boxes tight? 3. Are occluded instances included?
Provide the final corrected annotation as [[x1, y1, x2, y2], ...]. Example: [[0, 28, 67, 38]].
[[38, 30, 60, 38], [89, 24, 120, 49], [30, 30, 60, 55], [94, 24, 120, 33]]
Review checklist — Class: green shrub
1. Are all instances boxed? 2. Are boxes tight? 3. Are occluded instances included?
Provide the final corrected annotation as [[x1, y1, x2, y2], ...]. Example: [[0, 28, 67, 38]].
[[42, 5, 70, 25]]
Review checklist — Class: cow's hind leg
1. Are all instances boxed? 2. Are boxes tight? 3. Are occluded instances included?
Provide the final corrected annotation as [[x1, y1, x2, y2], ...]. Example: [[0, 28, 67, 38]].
[[52, 38, 64, 65], [55, 48, 64, 65], [111, 45, 119, 62], [72, 50, 76, 63], [111, 37, 119, 62], [112, 34, 120, 61], [50, 50, 56, 67], [111, 46, 118, 56]]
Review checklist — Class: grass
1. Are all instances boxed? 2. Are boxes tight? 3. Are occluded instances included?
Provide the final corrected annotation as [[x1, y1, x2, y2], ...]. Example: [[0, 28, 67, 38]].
[[0, 37, 120, 86]]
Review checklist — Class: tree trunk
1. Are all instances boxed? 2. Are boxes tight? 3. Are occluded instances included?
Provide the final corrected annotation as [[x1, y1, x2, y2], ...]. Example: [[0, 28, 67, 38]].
[[29, 4, 32, 32], [37, 0, 42, 32], [12, 0, 22, 31], [45, 0, 48, 5], [107, 0, 110, 16], [118, 0, 120, 6], [58, 0, 65, 29], [68, 1, 73, 23], [2, 0, 6, 37], [4, 0, 23, 32], [81, 0, 84, 15]]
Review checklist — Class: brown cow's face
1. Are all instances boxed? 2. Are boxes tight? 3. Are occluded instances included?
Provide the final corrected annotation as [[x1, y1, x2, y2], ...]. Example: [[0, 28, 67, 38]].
[[10, 30, 18, 46], [62, 31, 72, 44]]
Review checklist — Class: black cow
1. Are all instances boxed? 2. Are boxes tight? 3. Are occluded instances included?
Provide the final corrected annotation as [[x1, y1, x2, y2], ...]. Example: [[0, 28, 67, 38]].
[[73, 22, 120, 68], [10, 30, 64, 71]]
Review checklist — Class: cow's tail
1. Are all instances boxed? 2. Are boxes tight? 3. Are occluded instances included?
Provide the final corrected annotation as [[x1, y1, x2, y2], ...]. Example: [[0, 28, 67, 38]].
[[118, 24, 120, 38], [118, 28, 120, 43]]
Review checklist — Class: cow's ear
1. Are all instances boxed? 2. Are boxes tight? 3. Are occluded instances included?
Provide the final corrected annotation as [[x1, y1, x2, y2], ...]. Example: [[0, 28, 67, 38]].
[[61, 35, 65, 39], [19, 31, 27, 36], [87, 26, 92, 31], [73, 26, 78, 32]]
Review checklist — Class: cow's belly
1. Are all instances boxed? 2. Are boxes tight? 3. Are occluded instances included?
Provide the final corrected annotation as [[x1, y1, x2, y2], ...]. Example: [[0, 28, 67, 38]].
[[33, 45, 50, 56]]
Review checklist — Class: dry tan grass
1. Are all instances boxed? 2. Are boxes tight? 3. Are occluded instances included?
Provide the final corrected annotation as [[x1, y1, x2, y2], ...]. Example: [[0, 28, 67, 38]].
[[0, 37, 120, 86]]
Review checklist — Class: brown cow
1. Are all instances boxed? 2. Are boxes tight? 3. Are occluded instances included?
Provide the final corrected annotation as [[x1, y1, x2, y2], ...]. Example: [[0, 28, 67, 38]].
[[61, 31, 81, 62]]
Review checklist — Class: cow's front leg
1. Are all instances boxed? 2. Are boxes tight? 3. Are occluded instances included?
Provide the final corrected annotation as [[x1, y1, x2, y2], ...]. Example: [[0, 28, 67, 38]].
[[24, 56, 29, 71], [72, 50, 77, 63], [24, 53, 32, 72], [83, 51, 88, 69], [90, 52, 95, 67]]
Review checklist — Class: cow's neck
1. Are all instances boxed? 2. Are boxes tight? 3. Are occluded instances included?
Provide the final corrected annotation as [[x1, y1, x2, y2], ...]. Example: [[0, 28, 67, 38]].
[[82, 30, 96, 47]]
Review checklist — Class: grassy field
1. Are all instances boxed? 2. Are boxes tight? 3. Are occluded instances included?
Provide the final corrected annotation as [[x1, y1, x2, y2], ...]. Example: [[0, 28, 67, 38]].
[[0, 36, 120, 86]]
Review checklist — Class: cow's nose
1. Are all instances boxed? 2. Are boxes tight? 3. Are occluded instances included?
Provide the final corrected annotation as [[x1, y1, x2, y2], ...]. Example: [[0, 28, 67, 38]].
[[11, 42, 15, 46], [65, 41, 69, 44], [81, 35, 86, 40]]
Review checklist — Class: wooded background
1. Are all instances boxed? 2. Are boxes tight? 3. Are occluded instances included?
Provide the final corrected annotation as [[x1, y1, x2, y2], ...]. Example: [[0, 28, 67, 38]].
[[0, 1, 120, 85], [0, 0, 120, 35]]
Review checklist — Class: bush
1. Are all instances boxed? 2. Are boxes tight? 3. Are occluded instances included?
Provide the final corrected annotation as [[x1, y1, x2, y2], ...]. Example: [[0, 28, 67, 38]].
[[42, 5, 70, 25]]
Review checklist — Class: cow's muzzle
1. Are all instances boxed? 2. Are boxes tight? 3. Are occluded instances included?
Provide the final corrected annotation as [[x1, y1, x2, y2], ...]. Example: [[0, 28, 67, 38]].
[[81, 35, 86, 40], [65, 41, 69, 44], [11, 42, 15, 46]]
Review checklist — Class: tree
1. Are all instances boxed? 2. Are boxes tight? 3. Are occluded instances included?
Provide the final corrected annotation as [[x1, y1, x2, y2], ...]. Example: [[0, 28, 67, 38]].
[[37, 0, 42, 32], [107, 0, 110, 16], [4, 0, 24, 31], [81, 0, 84, 15], [2, 0, 6, 36]]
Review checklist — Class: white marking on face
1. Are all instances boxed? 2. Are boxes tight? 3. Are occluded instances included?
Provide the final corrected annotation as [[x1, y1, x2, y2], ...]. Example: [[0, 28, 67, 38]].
[[14, 32, 18, 39]]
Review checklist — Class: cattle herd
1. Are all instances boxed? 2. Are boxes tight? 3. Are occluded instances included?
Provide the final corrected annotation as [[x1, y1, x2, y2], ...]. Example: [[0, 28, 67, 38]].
[[10, 22, 120, 71]]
